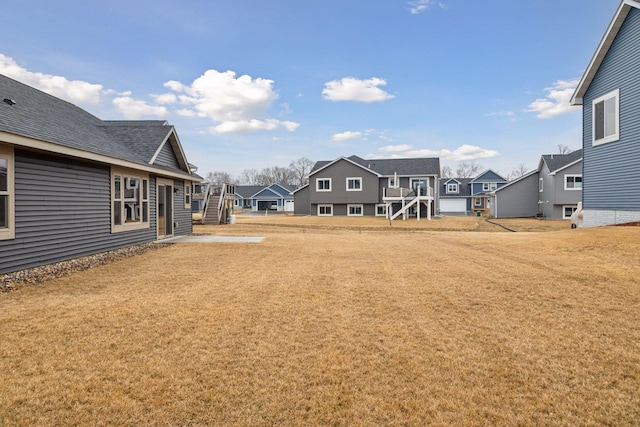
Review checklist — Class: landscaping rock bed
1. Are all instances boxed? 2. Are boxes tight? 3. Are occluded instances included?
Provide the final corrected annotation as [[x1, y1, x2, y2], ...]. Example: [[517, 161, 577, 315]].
[[0, 242, 167, 293]]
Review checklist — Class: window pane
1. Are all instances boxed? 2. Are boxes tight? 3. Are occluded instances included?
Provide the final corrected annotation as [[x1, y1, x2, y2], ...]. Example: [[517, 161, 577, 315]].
[[143, 201, 148, 223], [125, 185, 140, 223], [594, 100, 604, 140], [0, 158, 7, 192], [142, 179, 148, 200], [0, 195, 7, 228], [114, 175, 121, 200], [605, 96, 616, 137], [575, 177, 582, 189], [114, 201, 121, 225]]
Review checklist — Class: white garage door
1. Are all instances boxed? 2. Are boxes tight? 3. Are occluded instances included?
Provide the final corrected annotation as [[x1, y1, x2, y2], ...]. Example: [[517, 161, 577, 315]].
[[440, 198, 466, 212], [284, 200, 295, 212]]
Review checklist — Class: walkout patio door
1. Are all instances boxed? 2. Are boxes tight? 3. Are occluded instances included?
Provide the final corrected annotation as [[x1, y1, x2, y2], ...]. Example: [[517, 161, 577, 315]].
[[157, 178, 174, 239]]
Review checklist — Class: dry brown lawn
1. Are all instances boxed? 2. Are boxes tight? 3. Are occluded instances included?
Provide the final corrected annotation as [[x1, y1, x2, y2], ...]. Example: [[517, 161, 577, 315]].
[[1, 217, 639, 426]]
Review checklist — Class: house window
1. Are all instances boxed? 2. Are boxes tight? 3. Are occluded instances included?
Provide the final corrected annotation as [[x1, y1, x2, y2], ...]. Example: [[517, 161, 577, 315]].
[[388, 177, 399, 188], [482, 183, 497, 191], [184, 181, 192, 208], [446, 183, 459, 193], [112, 168, 150, 232], [346, 177, 362, 191], [563, 205, 578, 220], [539, 178, 543, 192], [0, 145, 15, 240], [375, 204, 387, 216], [316, 178, 331, 192], [474, 197, 483, 208], [593, 89, 620, 146], [564, 175, 582, 190], [318, 204, 333, 216], [347, 204, 363, 216]]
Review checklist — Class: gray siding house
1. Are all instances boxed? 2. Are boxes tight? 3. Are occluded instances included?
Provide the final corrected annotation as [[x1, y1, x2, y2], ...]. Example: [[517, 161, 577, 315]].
[[0, 74, 199, 274], [570, 0, 640, 226], [294, 155, 440, 218], [490, 150, 583, 220]]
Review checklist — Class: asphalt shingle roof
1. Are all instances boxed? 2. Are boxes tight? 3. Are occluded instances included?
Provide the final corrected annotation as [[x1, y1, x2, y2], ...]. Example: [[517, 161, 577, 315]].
[[0, 74, 188, 174], [541, 149, 583, 173], [310, 155, 440, 176]]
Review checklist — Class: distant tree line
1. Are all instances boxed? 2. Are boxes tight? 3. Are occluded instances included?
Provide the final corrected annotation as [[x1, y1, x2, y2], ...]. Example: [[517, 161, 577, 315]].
[[204, 157, 314, 188]]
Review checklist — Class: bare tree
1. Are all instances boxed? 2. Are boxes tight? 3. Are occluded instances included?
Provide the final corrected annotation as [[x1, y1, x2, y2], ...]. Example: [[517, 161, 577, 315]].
[[557, 144, 571, 154], [289, 157, 314, 187], [237, 168, 261, 185], [257, 166, 295, 186], [441, 165, 452, 179], [205, 171, 234, 185], [455, 162, 482, 178], [507, 163, 530, 181]]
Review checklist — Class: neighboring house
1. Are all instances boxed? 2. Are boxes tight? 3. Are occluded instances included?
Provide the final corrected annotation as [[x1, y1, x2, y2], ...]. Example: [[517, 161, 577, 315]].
[[570, 0, 640, 227], [235, 185, 264, 210], [439, 178, 471, 215], [0, 74, 199, 274], [489, 150, 583, 219], [468, 170, 508, 215], [235, 183, 296, 212], [294, 155, 440, 218]]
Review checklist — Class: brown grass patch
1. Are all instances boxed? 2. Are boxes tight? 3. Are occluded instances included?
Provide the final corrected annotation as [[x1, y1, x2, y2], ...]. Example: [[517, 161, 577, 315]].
[[1, 223, 639, 426]]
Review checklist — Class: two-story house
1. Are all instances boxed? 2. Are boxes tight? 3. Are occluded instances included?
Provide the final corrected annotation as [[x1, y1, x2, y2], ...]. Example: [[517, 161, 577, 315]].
[[293, 155, 440, 219], [570, 0, 640, 227], [438, 171, 507, 216], [468, 170, 508, 215], [489, 150, 583, 219]]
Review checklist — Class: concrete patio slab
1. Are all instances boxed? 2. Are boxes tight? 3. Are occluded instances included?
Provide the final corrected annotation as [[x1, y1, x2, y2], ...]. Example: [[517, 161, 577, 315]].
[[161, 235, 264, 243]]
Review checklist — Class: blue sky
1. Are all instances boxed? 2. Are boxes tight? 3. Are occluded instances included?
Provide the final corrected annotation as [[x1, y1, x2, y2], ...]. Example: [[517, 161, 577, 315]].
[[1, 0, 621, 179]]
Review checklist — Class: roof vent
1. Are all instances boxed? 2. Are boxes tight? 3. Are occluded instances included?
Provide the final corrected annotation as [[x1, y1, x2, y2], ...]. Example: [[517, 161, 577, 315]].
[[3, 98, 16, 106]]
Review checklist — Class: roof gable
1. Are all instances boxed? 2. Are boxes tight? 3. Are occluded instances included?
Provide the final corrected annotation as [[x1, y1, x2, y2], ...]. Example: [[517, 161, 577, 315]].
[[252, 187, 283, 199], [309, 156, 381, 177], [571, 0, 640, 105], [470, 169, 507, 182], [492, 170, 539, 193], [235, 185, 264, 198], [540, 149, 583, 175], [310, 155, 440, 177]]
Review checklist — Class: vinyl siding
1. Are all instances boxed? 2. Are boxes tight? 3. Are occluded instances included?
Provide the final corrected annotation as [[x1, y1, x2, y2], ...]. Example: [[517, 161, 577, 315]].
[[0, 150, 192, 275], [310, 159, 379, 205], [583, 7, 640, 211], [294, 186, 310, 215], [154, 141, 181, 169], [492, 172, 539, 218]]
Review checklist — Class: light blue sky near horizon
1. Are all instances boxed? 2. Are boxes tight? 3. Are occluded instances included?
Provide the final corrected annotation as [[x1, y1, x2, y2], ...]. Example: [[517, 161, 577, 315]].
[[0, 0, 621, 179]]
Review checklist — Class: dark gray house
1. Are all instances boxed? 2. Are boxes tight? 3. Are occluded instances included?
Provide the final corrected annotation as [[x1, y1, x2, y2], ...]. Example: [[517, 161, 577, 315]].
[[570, 0, 640, 227], [489, 150, 583, 220], [294, 155, 440, 219], [0, 74, 199, 274]]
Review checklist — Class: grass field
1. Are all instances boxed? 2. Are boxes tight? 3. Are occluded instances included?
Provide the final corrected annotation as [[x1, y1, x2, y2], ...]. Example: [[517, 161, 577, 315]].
[[1, 216, 639, 426]]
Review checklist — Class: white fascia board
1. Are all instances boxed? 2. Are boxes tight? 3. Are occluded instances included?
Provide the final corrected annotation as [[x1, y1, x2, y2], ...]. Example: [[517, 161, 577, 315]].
[[549, 158, 583, 176], [571, 1, 637, 105]]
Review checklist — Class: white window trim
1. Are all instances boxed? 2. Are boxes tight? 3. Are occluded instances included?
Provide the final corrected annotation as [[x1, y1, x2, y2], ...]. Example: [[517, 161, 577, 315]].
[[111, 167, 150, 233], [375, 204, 387, 217], [346, 177, 362, 191], [564, 174, 583, 191], [592, 88, 620, 146], [446, 183, 459, 194], [563, 205, 578, 220], [347, 204, 364, 216], [0, 145, 15, 240], [184, 180, 192, 208], [316, 178, 332, 192], [317, 204, 333, 216], [539, 178, 544, 193], [388, 177, 399, 188]]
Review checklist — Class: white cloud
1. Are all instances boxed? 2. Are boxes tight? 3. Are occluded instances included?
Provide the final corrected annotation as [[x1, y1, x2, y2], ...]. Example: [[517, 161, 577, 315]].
[[526, 79, 579, 119], [322, 77, 394, 103], [0, 53, 104, 105], [163, 69, 299, 134], [211, 119, 299, 134], [152, 93, 178, 104], [408, 0, 446, 14], [113, 96, 169, 119], [380, 144, 413, 152], [332, 131, 363, 142], [369, 144, 499, 161]]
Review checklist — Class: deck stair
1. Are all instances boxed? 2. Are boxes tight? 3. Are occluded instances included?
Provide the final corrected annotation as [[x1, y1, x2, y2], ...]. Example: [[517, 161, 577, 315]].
[[201, 183, 236, 224], [383, 185, 434, 222]]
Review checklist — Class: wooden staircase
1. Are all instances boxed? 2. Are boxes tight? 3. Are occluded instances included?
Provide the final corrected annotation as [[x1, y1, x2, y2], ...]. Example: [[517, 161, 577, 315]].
[[201, 183, 236, 225]]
